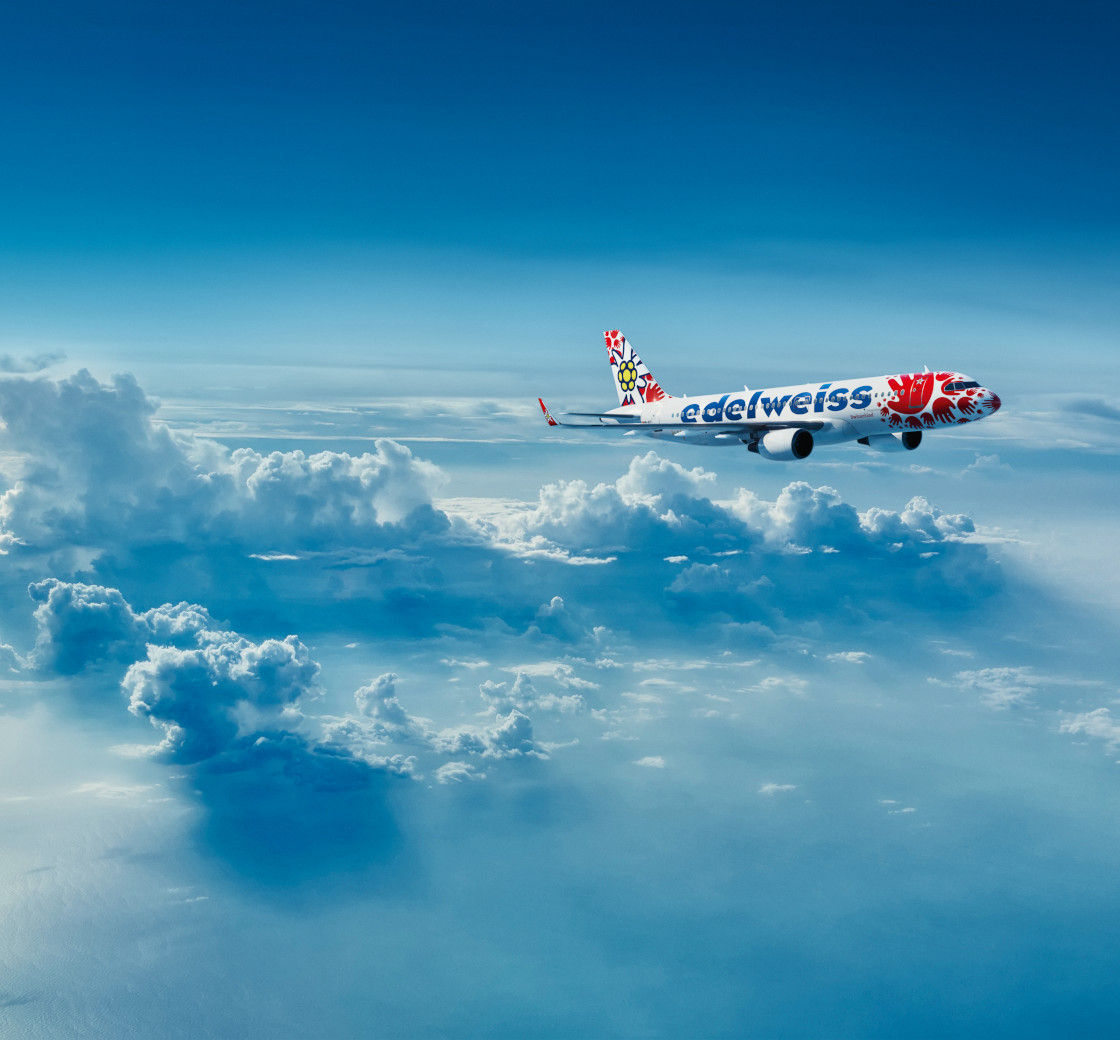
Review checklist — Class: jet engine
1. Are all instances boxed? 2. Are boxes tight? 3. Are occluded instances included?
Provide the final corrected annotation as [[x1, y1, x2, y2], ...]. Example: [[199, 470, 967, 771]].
[[858, 431, 922, 452], [752, 428, 814, 461]]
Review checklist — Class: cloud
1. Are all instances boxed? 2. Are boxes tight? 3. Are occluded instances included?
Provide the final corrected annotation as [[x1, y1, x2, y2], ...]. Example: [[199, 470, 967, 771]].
[[504, 661, 598, 691], [435, 761, 486, 784], [479, 672, 586, 715], [947, 666, 1043, 709], [1062, 398, 1120, 424], [0, 641, 25, 674], [1060, 708, 1120, 750], [18, 580, 407, 884], [0, 371, 451, 561], [123, 634, 320, 764], [22, 578, 555, 804], [963, 453, 1012, 475], [0, 351, 66, 373], [634, 756, 665, 768], [0, 373, 1007, 662], [759, 782, 797, 795], [322, 671, 547, 769], [28, 578, 216, 675], [504, 456, 999, 632], [614, 451, 716, 501], [516, 452, 749, 557], [0, 374, 1029, 779], [70, 781, 157, 800], [431, 709, 542, 760], [731, 481, 866, 551], [749, 676, 809, 697], [353, 673, 432, 742]]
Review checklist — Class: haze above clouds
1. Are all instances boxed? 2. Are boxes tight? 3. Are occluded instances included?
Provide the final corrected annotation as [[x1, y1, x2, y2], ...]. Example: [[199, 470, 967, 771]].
[[1, 2, 1118, 1036]]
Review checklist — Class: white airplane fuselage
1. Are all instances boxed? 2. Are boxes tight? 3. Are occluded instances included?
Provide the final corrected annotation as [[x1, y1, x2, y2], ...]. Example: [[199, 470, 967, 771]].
[[612, 372, 1001, 447]]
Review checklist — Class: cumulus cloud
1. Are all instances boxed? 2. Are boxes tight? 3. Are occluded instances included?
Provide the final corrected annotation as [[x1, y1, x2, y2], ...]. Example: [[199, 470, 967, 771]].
[[0, 373, 1005, 659], [123, 635, 319, 763], [28, 578, 216, 674], [479, 672, 586, 715], [0, 641, 25, 674], [0, 371, 450, 560], [614, 451, 716, 501], [431, 709, 541, 760], [0, 375, 1025, 784], [25, 581, 548, 782], [501, 454, 999, 632], [321, 671, 546, 769], [529, 595, 586, 641], [731, 481, 866, 551], [515, 452, 748, 557], [353, 673, 432, 742], [22, 579, 406, 814], [1060, 708, 1120, 749]]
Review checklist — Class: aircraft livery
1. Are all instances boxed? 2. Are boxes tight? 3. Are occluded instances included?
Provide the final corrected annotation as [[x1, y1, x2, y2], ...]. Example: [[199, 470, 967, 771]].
[[539, 330, 1001, 460]]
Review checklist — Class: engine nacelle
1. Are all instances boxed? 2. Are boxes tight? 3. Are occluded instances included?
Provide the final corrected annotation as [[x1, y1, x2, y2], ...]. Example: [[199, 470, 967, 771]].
[[751, 428, 814, 461], [858, 431, 922, 452]]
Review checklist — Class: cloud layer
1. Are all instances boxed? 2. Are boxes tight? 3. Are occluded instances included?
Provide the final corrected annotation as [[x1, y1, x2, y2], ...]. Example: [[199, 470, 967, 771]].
[[0, 371, 449, 561], [0, 375, 1002, 656]]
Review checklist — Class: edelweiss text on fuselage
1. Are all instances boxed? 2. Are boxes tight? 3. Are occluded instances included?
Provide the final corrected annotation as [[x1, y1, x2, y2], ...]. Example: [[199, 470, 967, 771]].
[[683, 384, 874, 424]]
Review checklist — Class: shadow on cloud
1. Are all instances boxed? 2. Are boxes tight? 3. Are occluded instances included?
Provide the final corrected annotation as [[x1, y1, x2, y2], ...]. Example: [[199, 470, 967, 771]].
[[189, 744, 405, 893], [18, 575, 556, 887]]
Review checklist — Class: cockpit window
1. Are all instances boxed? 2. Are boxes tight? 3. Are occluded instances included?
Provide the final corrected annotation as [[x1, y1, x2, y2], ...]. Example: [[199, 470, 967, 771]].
[[945, 380, 980, 392]]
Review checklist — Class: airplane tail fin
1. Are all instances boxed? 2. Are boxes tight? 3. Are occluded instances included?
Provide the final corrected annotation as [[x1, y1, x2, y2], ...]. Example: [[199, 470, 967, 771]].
[[604, 330, 670, 406]]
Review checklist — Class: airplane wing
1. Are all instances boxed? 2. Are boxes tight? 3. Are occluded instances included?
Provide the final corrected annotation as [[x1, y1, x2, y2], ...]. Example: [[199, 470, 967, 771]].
[[538, 400, 823, 432]]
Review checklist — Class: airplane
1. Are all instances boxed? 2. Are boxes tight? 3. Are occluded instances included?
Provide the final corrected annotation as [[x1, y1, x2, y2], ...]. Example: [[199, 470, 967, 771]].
[[538, 330, 1001, 460]]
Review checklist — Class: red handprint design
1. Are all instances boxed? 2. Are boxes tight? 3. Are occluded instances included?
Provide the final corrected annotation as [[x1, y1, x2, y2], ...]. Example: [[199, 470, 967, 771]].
[[930, 396, 955, 422]]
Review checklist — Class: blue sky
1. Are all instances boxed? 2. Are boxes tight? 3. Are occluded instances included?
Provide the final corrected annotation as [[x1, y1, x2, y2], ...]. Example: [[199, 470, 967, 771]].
[[1, 2, 1120, 1037]]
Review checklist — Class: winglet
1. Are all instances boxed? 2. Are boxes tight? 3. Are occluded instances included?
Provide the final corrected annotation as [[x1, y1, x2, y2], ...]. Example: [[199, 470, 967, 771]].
[[538, 398, 560, 426]]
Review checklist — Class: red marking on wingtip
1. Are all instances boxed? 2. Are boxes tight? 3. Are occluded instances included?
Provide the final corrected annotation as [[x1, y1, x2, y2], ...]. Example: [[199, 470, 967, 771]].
[[538, 398, 558, 426]]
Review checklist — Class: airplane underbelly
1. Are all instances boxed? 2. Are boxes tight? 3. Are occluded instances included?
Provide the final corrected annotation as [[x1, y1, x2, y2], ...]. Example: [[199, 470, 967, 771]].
[[811, 419, 860, 445], [644, 429, 743, 446], [847, 413, 880, 437]]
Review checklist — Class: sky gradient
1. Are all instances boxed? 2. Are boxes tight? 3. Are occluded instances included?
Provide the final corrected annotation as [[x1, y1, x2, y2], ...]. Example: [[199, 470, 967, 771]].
[[1, 2, 1119, 1037]]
